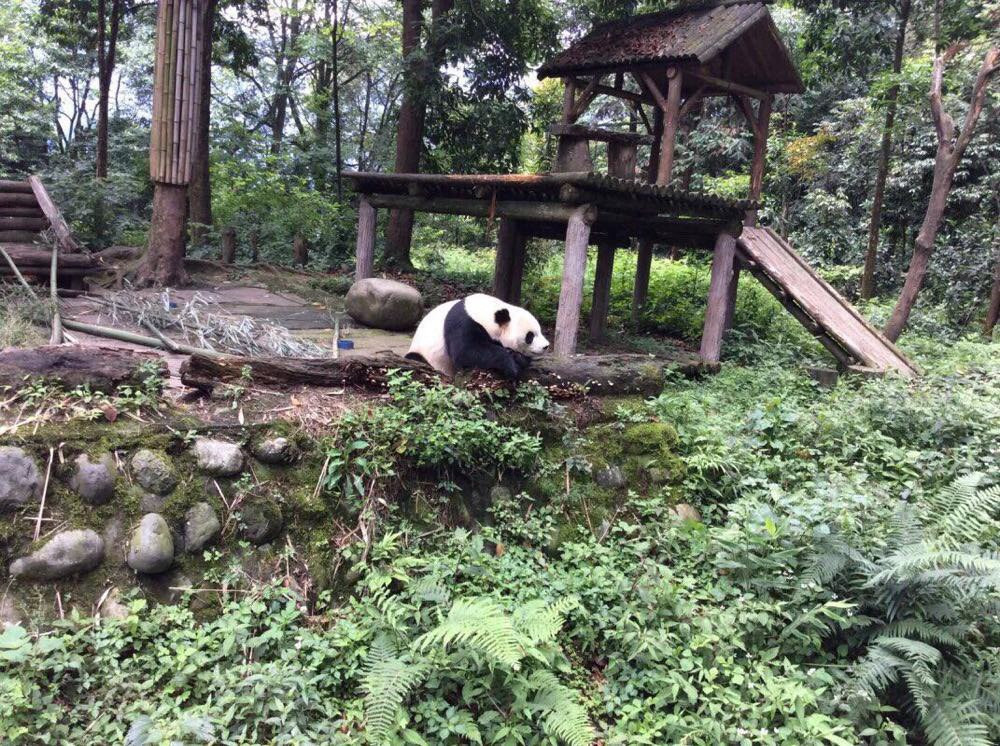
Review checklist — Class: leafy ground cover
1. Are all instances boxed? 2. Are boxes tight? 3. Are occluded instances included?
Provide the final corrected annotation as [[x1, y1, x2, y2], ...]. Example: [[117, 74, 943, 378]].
[[2, 316, 997, 745]]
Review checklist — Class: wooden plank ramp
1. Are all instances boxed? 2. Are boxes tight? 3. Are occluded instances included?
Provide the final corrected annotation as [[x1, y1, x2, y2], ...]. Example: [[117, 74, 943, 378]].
[[737, 227, 919, 377]]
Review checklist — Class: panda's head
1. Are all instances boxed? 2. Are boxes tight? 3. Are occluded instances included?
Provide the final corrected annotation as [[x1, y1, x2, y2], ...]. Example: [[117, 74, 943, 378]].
[[466, 294, 550, 357]]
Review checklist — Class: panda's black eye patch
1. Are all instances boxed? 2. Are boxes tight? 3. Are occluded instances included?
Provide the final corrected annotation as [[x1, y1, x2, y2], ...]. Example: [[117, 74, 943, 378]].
[[526, 331, 535, 344], [494, 309, 511, 325]]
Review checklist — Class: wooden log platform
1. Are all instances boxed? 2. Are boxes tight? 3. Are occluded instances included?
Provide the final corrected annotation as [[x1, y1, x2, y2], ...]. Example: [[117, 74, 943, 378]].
[[180, 350, 718, 398]]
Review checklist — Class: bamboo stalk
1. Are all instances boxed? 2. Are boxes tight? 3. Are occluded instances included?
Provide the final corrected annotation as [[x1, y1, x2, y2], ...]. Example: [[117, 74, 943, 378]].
[[0, 246, 40, 300], [34, 447, 54, 541], [61, 317, 227, 358], [49, 245, 63, 344]]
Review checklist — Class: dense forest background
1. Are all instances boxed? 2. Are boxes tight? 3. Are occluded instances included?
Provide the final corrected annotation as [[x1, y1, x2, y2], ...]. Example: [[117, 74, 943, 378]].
[[0, 0, 998, 325]]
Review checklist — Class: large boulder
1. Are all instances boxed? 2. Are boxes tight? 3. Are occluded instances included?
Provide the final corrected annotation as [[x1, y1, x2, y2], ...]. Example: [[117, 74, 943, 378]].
[[345, 278, 423, 331], [69, 453, 116, 505], [184, 502, 221, 553], [131, 450, 177, 495], [127, 514, 174, 574], [0, 447, 41, 512], [9, 530, 104, 580], [192, 438, 244, 477]]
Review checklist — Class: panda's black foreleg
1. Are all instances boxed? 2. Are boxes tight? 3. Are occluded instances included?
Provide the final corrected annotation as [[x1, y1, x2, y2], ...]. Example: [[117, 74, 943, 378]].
[[453, 343, 523, 381]]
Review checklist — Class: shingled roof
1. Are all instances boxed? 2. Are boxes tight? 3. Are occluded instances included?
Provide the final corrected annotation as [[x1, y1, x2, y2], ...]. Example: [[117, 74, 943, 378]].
[[537, 1, 803, 94]]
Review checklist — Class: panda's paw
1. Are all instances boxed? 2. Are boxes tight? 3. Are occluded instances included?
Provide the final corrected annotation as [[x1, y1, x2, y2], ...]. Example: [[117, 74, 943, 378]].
[[511, 351, 532, 376]]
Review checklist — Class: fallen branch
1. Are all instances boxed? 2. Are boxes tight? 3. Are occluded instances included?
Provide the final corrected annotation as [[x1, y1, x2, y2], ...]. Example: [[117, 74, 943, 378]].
[[34, 447, 54, 541]]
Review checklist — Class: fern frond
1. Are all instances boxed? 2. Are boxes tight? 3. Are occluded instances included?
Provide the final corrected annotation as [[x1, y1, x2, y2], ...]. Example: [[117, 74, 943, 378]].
[[414, 597, 524, 668], [361, 634, 428, 744], [408, 576, 452, 605], [514, 596, 578, 646], [921, 696, 991, 746], [875, 636, 943, 667], [880, 620, 963, 650], [929, 476, 1000, 550], [529, 670, 595, 746]]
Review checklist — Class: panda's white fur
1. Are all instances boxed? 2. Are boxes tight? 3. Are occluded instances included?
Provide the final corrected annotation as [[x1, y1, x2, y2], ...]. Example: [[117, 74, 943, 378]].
[[407, 293, 548, 378]]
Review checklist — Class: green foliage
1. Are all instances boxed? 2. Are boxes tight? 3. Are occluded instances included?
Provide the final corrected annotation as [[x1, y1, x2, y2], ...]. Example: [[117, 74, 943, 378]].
[[325, 371, 542, 499], [211, 158, 351, 267]]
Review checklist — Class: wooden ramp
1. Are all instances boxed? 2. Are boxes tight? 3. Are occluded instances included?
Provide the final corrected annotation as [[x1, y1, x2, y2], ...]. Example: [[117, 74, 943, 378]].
[[0, 177, 78, 252], [736, 227, 918, 377]]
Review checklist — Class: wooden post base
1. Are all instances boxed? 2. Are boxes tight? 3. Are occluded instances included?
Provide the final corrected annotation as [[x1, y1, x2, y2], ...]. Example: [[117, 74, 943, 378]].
[[356, 197, 376, 281], [632, 238, 654, 324], [590, 241, 615, 340], [700, 230, 738, 362], [554, 205, 594, 356]]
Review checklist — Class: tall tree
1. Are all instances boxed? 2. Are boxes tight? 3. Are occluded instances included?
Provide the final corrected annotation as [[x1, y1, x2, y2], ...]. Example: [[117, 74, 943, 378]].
[[860, 0, 912, 299], [383, 0, 453, 270], [884, 45, 1000, 341], [95, 0, 125, 177]]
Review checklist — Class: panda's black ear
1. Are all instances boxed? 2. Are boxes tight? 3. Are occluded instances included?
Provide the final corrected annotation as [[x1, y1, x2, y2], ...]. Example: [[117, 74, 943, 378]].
[[494, 309, 511, 326]]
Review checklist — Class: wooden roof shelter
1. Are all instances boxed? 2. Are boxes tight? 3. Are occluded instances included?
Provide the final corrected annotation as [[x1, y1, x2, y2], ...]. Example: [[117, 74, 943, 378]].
[[349, 1, 913, 375]]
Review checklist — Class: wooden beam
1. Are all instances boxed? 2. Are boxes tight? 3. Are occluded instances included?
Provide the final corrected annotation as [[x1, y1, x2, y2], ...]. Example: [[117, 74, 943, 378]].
[[554, 205, 595, 357], [355, 196, 376, 280], [572, 76, 601, 120], [590, 240, 615, 341], [700, 229, 739, 363], [657, 67, 684, 186], [679, 85, 708, 120], [571, 77, 650, 106], [638, 71, 668, 111], [687, 69, 769, 101], [27, 176, 79, 253], [364, 193, 597, 224]]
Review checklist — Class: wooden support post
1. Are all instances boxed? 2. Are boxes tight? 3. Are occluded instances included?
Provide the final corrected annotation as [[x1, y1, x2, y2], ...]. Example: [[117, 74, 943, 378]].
[[657, 67, 684, 186], [562, 77, 577, 123], [554, 205, 595, 357], [745, 97, 772, 227], [632, 108, 664, 324], [590, 240, 615, 341], [494, 218, 518, 300], [509, 229, 527, 305], [723, 263, 740, 332], [355, 196, 376, 281], [700, 229, 739, 363]]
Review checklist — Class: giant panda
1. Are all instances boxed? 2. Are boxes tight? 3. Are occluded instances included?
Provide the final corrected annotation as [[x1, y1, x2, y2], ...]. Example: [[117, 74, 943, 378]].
[[406, 293, 549, 379]]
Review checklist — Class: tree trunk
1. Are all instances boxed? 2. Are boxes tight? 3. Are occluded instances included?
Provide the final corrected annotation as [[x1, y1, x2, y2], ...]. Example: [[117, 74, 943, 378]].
[[136, 183, 189, 287], [384, 0, 424, 270], [220, 226, 236, 264], [293, 234, 309, 266], [860, 0, 911, 300], [384, 0, 454, 270], [985, 236, 1000, 337], [95, 0, 122, 178], [189, 0, 217, 247], [884, 47, 999, 341]]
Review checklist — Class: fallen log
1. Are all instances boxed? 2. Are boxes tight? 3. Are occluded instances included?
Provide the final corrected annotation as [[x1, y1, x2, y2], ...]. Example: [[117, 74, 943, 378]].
[[0, 245, 97, 268], [180, 350, 717, 397], [0, 345, 166, 393]]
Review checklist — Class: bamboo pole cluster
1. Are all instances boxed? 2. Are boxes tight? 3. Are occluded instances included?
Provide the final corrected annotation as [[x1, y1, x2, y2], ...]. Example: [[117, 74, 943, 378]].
[[150, 0, 205, 185]]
